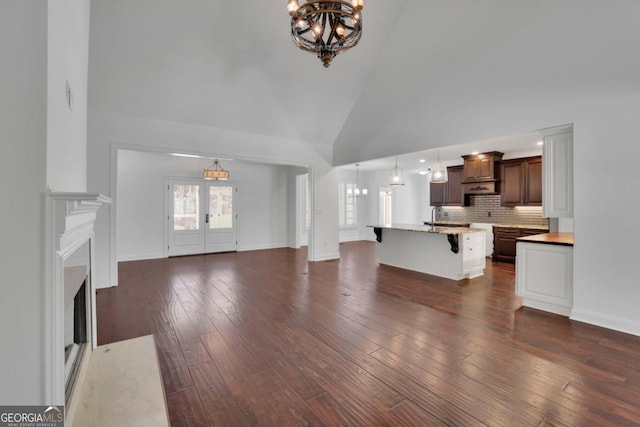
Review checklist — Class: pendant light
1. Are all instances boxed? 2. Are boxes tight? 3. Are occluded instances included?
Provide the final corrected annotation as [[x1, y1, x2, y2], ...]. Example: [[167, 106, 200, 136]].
[[431, 151, 448, 184], [203, 159, 229, 181], [354, 164, 367, 197], [390, 157, 405, 186]]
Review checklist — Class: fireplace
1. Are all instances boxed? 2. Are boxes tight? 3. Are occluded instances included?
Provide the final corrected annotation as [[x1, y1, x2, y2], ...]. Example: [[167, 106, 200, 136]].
[[63, 240, 91, 401], [45, 192, 111, 413]]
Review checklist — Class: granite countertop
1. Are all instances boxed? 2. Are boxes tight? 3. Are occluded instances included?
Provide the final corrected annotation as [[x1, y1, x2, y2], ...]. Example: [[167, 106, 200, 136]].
[[517, 232, 574, 246], [424, 220, 549, 230], [368, 223, 485, 235]]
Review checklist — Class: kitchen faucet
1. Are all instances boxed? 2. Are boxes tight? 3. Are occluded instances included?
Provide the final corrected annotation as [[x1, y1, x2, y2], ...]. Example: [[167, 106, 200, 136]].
[[431, 206, 439, 230]]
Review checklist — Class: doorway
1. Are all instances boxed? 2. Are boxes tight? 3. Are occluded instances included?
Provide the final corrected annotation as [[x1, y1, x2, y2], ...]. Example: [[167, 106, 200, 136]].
[[379, 188, 392, 225], [167, 179, 237, 256]]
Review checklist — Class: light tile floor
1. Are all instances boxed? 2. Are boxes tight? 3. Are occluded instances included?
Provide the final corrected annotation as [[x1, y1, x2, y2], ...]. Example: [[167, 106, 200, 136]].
[[70, 335, 169, 427]]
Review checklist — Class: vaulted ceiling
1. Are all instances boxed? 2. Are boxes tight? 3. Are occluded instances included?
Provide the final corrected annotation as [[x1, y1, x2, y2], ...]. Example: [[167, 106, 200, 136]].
[[88, 0, 405, 148], [88, 1, 640, 168]]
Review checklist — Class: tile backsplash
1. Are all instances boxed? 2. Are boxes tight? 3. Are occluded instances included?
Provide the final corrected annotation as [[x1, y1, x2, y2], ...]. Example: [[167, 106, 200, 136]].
[[436, 195, 549, 227]]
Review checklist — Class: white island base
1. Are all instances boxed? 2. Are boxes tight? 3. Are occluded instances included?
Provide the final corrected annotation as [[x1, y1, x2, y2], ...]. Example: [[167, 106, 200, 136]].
[[372, 225, 486, 281]]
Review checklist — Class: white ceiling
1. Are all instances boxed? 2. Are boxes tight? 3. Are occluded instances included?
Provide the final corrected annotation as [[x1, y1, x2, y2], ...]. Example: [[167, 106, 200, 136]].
[[88, 0, 405, 147], [88, 1, 640, 172]]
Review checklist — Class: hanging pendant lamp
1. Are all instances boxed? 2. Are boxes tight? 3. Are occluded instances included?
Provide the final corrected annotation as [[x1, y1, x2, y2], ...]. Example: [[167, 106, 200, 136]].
[[203, 159, 229, 181], [431, 151, 448, 184], [390, 157, 405, 186], [354, 163, 367, 197]]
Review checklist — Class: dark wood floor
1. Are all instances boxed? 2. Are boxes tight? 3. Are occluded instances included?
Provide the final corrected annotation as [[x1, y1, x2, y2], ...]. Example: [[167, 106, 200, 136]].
[[97, 241, 640, 426]]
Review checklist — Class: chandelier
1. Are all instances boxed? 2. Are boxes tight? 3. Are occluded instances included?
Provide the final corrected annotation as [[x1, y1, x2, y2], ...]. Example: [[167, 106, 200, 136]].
[[287, 0, 364, 68], [348, 163, 367, 198], [203, 159, 229, 181]]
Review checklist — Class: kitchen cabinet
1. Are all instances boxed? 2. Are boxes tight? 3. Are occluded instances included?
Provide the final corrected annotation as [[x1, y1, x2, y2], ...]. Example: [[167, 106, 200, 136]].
[[493, 226, 546, 263], [445, 166, 463, 206], [500, 160, 523, 206], [462, 231, 486, 278], [429, 182, 446, 206], [430, 166, 463, 206], [516, 235, 573, 316], [500, 156, 542, 206], [541, 125, 573, 217], [462, 151, 503, 183], [525, 157, 543, 205]]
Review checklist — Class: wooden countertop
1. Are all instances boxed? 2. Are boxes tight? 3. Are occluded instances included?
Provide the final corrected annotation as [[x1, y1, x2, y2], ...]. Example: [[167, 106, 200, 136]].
[[517, 232, 574, 246]]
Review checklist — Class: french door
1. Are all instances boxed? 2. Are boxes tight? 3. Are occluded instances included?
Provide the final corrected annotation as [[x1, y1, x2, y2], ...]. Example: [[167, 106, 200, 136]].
[[168, 179, 237, 256]]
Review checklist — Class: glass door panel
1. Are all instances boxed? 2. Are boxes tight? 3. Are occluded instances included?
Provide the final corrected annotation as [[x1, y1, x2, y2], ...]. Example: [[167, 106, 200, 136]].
[[168, 181, 204, 256], [205, 183, 237, 253], [208, 186, 233, 229], [173, 184, 200, 230]]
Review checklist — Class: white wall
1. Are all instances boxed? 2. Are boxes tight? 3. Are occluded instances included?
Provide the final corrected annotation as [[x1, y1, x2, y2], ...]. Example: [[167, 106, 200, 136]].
[[88, 110, 339, 287], [0, 1, 48, 405], [117, 150, 291, 261], [47, 0, 90, 191], [0, 0, 91, 404]]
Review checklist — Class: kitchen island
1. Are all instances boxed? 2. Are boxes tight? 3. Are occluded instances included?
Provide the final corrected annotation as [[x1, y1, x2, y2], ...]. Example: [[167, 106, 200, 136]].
[[368, 224, 486, 280]]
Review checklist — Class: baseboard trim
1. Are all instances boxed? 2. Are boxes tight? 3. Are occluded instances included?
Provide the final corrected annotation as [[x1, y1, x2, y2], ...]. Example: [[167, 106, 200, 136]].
[[571, 307, 640, 337], [311, 252, 340, 262], [237, 242, 288, 252], [117, 252, 165, 262]]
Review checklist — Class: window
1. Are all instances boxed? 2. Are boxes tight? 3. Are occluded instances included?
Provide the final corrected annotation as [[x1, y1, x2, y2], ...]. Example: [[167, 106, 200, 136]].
[[338, 182, 357, 227], [173, 184, 200, 230]]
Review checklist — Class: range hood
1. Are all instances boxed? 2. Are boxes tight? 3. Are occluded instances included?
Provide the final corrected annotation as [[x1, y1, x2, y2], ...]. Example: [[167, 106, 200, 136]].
[[461, 151, 503, 195]]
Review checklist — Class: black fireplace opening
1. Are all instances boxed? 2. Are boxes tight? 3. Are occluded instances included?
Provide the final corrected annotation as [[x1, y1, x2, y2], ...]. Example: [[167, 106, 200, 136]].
[[65, 278, 88, 402]]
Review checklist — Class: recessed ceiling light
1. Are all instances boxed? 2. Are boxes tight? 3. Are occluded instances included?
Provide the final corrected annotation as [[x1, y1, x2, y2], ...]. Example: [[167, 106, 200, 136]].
[[419, 159, 426, 163], [418, 169, 429, 175], [471, 151, 479, 155], [537, 141, 544, 146]]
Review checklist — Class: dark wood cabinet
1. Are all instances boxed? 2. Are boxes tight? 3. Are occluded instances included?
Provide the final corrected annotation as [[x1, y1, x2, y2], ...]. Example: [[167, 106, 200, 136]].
[[430, 182, 446, 206], [501, 160, 524, 206], [525, 157, 542, 205], [493, 226, 546, 263], [446, 166, 463, 206], [499, 156, 542, 206], [430, 166, 463, 206], [462, 151, 503, 183]]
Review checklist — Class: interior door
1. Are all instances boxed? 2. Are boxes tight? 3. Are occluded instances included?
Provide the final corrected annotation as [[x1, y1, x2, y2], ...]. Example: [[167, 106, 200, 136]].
[[168, 180, 204, 256], [204, 182, 237, 253], [168, 180, 237, 256]]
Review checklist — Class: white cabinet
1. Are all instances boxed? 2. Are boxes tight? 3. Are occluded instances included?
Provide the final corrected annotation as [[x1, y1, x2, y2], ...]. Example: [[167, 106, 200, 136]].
[[541, 125, 573, 218], [516, 241, 573, 316], [462, 232, 485, 278]]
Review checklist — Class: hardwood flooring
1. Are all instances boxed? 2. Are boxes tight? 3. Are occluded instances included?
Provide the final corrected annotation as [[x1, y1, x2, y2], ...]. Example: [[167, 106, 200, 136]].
[[97, 241, 640, 426]]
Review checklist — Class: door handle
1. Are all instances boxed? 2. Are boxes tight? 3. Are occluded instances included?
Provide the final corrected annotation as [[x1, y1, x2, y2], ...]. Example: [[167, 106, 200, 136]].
[[205, 213, 209, 224]]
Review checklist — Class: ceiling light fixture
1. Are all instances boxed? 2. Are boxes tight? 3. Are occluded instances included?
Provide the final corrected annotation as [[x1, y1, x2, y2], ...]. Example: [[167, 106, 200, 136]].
[[352, 163, 367, 197], [431, 151, 448, 184], [390, 157, 405, 186], [203, 159, 229, 181], [287, 0, 364, 68]]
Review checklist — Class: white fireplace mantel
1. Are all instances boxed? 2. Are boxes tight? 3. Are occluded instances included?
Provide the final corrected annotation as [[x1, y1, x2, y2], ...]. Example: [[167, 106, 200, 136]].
[[44, 191, 111, 406]]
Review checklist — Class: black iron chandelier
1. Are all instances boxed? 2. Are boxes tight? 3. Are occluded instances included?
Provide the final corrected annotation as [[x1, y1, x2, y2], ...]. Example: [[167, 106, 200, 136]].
[[287, 0, 364, 68]]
